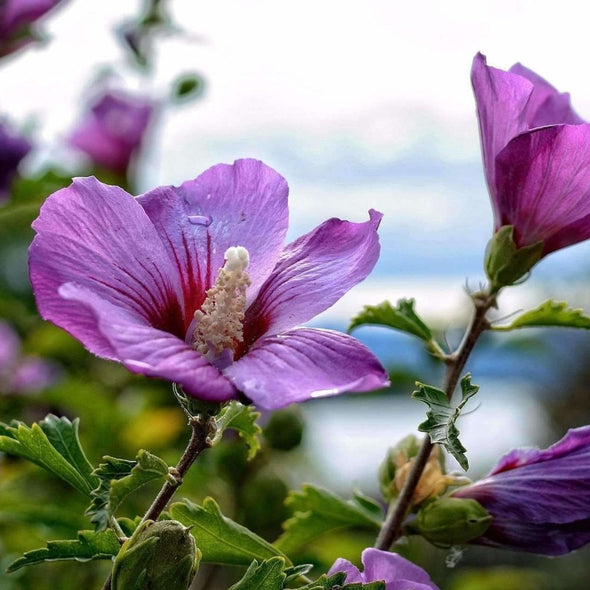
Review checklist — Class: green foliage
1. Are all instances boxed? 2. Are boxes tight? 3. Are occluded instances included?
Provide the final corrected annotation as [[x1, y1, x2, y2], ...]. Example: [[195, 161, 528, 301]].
[[171, 73, 205, 102], [213, 401, 262, 460], [169, 497, 288, 566], [298, 573, 386, 590], [412, 374, 479, 470], [112, 520, 198, 590], [87, 450, 169, 531], [349, 298, 443, 357], [484, 225, 543, 289], [227, 557, 286, 590], [0, 415, 96, 496], [493, 299, 590, 331], [274, 484, 382, 555], [6, 529, 120, 572]]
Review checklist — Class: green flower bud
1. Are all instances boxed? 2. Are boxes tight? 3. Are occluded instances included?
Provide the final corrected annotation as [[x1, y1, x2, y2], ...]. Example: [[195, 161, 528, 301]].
[[484, 225, 543, 290], [112, 519, 199, 590], [378, 434, 422, 502], [263, 407, 304, 451], [409, 496, 492, 546]]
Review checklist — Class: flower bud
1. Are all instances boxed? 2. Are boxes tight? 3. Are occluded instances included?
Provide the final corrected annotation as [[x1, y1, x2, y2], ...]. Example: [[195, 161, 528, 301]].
[[112, 519, 198, 590], [409, 497, 492, 546]]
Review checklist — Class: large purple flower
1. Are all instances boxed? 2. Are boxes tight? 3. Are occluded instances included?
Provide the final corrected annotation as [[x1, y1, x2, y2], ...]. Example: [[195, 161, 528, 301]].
[[0, 0, 65, 58], [29, 159, 388, 410], [472, 52, 590, 256], [0, 120, 31, 203], [68, 90, 155, 175], [453, 426, 590, 555], [328, 548, 439, 590]]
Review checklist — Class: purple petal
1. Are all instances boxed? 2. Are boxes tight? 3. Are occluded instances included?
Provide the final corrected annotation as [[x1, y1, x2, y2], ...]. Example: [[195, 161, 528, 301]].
[[0, 121, 31, 202], [11, 356, 59, 393], [0, 320, 21, 371], [29, 176, 187, 359], [509, 63, 584, 127], [69, 91, 154, 173], [223, 328, 389, 410], [1, 0, 63, 36], [137, 159, 289, 316], [471, 52, 535, 208], [59, 283, 236, 401], [362, 549, 438, 589], [327, 558, 363, 583], [454, 426, 590, 555], [494, 124, 590, 252], [244, 210, 381, 340]]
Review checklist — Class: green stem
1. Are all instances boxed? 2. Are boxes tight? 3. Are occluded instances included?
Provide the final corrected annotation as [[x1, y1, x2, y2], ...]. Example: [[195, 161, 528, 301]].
[[374, 289, 496, 551], [101, 414, 216, 590]]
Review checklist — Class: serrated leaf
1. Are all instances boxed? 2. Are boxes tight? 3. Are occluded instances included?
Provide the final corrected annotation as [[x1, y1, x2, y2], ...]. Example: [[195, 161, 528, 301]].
[[274, 484, 381, 555], [228, 557, 286, 590], [0, 417, 95, 496], [493, 299, 590, 331], [87, 451, 168, 531], [349, 299, 443, 356], [169, 497, 289, 566], [283, 563, 313, 583], [6, 529, 120, 572], [343, 583, 386, 590], [39, 415, 98, 489], [213, 401, 262, 460], [297, 572, 347, 590], [412, 374, 479, 470]]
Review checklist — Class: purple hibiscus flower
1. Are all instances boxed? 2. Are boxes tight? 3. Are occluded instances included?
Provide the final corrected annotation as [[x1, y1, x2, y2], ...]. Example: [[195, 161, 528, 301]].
[[472, 52, 590, 256], [0, 0, 66, 58], [0, 320, 59, 395], [453, 426, 590, 555], [0, 120, 31, 203], [29, 159, 388, 410], [328, 548, 439, 590], [68, 90, 155, 176]]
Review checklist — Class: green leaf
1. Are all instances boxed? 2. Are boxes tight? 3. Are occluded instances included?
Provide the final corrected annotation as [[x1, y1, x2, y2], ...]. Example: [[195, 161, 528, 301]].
[[412, 374, 479, 470], [493, 299, 590, 331], [6, 529, 120, 572], [349, 299, 443, 356], [87, 451, 169, 531], [298, 573, 385, 590], [169, 497, 289, 567], [39, 414, 98, 490], [213, 401, 262, 460], [170, 73, 204, 102], [227, 557, 286, 590], [0, 417, 95, 496], [274, 484, 382, 555]]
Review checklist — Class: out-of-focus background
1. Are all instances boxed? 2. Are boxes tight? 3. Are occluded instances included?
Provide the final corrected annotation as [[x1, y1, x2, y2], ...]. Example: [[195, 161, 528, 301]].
[[2, 1, 590, 588]]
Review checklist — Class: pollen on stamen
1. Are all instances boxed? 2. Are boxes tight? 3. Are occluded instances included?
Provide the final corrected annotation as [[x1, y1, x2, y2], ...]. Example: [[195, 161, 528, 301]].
[[192, 246, 251, 362]]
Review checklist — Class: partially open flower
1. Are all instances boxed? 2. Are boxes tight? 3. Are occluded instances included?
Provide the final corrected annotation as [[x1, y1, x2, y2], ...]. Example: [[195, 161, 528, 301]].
[[453, 426, 590, 555], [0, 120, 31, 203], [328, 548, 440, 590], [68, 90, 155, 176], [0, 1, 66, 58], [29, 159, 388, 409], [472, 53, 590, 285]]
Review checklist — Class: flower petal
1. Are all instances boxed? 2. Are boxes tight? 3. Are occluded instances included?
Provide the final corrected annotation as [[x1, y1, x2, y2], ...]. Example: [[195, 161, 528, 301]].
[[0, 320, 20, 371], [326, 558, 363, 583], [471, 52, 534, 205], [29, 176, 186, 359], [509, 63, 584, 127], [223, 327, 389, 410], [361, 549, 438, 589], [244, 210, 382, 341], [136, 159, 289, 318], [494, 124, 590, 251], [59, 283, 236, 401]]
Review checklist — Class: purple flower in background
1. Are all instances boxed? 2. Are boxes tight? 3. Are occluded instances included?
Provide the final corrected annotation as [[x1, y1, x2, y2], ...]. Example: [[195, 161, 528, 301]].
[[0, 0, 65, 58], [68, 90, 155, 175], [0, 321, 59, 394], [453, 426, 590, 555], [29, 159, 389, 410], [0, 120, 31, 203], [328, 548, 440, 590], [472, 52, 590, 256]]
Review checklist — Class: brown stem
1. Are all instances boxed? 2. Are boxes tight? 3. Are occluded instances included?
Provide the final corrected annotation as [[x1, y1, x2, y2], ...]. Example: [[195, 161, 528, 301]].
[[101, 415, 216, 590], [374, 291, 495, 551]]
